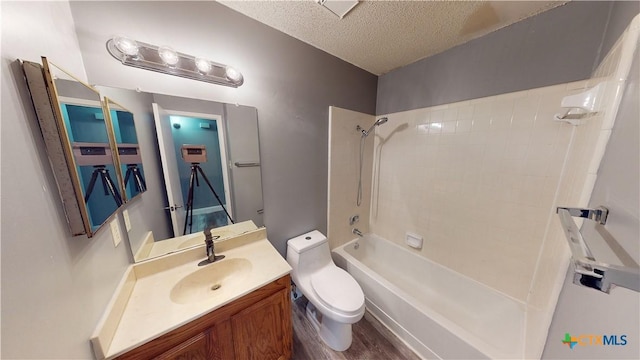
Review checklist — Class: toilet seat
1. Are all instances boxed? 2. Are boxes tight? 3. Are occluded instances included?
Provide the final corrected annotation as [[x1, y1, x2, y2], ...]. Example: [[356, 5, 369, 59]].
[[310, 267, 364, 316]]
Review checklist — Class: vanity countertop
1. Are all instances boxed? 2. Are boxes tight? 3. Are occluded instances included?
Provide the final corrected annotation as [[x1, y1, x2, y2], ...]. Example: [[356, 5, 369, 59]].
[[90, 228, 291, 359], [136, 220, 259, 261]]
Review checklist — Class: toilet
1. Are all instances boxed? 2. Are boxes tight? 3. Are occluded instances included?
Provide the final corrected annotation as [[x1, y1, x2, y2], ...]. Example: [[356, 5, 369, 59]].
[[286, 230, 365, 351]]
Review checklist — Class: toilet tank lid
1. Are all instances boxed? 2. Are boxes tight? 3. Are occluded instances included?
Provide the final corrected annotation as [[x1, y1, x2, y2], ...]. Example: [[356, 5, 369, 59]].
[[287, 230, 327, 253]]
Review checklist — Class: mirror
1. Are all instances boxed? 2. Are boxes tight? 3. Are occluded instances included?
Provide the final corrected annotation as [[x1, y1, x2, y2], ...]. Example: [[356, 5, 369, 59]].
[[104, 98, 147, 201], [21, 57, 263, 258], [21, 58, 124, 236], [96, 86, 264, 262]]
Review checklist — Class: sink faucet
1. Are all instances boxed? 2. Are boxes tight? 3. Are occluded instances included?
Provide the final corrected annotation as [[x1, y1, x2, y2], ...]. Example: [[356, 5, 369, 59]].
[[352, 228, 364, 237], [198, 226, 225, 266]]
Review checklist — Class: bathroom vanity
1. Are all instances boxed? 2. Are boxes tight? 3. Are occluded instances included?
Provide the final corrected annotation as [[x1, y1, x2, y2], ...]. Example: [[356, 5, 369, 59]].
[[115, 276, 291, 359], [91, 228, 292, 360]]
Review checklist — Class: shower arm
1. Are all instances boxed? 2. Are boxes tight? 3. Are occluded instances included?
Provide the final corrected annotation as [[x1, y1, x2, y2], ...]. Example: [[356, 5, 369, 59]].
[[357, 117, 388, 137], [356, 124, 373, 137]]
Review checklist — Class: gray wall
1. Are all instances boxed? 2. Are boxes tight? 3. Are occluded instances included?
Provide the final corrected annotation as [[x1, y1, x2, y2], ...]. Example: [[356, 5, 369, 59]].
[[1, 2, 131, 358], [598, 0, 640, 66], [543, 41, 640, 360], [69, 1, 378, 256], [376, 1, 618, 115]]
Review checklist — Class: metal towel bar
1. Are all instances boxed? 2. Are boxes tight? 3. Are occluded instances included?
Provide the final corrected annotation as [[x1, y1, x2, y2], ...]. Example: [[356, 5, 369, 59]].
[[557, 206, 640, 293], [234, 161, 260, 168]]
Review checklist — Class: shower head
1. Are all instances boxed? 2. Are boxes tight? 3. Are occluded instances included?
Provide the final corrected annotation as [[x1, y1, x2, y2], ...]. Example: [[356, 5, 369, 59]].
[[374, 117, 388, 126], [360, 117, 388, 137]]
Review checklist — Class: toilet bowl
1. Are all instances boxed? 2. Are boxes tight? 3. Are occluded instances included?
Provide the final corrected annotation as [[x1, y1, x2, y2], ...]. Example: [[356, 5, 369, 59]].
[[286, 230, 365, 351]]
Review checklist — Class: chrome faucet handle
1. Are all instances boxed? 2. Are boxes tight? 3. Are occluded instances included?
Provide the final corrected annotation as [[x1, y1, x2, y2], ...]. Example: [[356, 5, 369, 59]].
[[203, 226, 221, 244], [198, 226, 224, 266], [203, 226, 218, 240]]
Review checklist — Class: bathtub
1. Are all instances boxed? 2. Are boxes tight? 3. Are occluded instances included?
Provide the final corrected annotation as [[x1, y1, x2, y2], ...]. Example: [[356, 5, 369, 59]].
[[332, 234, 525, 359]]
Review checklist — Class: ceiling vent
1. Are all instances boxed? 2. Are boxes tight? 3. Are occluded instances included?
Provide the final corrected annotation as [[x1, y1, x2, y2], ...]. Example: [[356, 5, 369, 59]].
[[316, 0, 359, 19]]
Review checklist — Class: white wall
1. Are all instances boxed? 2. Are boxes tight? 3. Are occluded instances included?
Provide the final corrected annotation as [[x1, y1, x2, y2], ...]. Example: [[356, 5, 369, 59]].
[[1, 2, 130, 358], [542, 20, 640, 360]]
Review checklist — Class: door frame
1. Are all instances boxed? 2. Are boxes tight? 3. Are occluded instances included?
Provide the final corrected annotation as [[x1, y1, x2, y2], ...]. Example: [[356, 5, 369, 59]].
[[164, 109, 234, 221]]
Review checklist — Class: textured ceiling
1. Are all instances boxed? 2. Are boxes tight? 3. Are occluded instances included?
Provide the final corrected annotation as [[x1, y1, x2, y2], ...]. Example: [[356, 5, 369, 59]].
[[219, 0, 568, 75]]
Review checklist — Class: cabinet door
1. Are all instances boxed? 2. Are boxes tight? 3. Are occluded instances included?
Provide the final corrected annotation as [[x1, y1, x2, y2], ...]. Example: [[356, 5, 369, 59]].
[[231, 289, 292, 360], [153, 331, 209, 360], [151, 320, 234, 360]]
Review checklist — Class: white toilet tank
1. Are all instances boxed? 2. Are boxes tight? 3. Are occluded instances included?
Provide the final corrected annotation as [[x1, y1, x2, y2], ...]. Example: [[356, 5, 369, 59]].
[[286, 230, 333, 278], [286, 230, 365, 352]]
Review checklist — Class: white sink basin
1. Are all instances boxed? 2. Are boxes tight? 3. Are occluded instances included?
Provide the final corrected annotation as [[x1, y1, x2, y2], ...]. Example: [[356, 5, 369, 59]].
[[170, 258, 252, 304]]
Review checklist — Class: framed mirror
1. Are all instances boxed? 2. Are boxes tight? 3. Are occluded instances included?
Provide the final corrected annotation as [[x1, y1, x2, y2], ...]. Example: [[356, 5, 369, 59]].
[[104, 97, 147, 201], [97, 87, 264, 262], [21, 57, 264, 254], [21, 57, 124, 236]]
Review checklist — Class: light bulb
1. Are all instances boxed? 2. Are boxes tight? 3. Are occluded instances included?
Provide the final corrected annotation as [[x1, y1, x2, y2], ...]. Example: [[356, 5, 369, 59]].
[[225, 66, 243, 83], [113, 36, 139, 57], [158, 46, 179, 66], [195, 57, 212, 73]]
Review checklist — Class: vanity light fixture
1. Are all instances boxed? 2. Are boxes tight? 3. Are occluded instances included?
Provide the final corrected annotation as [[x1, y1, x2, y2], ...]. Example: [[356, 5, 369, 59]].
[[157, 46, 179, 66], [106, 36, 244, 87], [195, 57, 212, 73], [225, 66, 242, 83], [113, 36, 139, 57]]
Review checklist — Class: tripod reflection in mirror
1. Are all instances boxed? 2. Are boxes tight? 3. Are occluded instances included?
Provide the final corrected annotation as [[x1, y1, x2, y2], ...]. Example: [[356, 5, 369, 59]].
[[65, 110, 122, 230], [119, 144, 147, 193], [72, 143, 123, 207], [181, 144, 234, 235]]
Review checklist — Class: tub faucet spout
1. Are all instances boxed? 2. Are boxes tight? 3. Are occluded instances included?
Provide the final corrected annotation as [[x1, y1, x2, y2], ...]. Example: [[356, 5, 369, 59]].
[[198, 226, 225, 266], [352, 228, 364, 237]]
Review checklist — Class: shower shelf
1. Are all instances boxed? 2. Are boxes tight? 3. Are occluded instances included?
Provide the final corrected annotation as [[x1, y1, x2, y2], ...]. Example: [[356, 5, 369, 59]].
[[557, 206, 640, 294], [554, 81, 610, 125]]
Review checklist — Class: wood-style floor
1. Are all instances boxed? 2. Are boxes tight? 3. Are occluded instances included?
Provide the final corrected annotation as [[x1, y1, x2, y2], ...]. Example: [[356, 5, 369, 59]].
[[291, 297, 420, 360]]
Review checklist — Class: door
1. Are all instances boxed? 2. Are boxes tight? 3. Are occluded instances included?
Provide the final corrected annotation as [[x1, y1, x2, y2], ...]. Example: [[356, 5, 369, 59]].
[[152, 103, 186, 236]]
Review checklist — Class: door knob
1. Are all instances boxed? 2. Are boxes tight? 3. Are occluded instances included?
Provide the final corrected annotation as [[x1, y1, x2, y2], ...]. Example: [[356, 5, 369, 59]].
[[163, 204, 183, 211]]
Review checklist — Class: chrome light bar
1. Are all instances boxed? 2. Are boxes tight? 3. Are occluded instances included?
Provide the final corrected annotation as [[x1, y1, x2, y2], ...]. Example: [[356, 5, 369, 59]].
[[106, 36, 244, 88]]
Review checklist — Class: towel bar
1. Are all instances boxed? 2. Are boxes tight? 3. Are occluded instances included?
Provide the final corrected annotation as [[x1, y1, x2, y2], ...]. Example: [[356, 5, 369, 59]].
[[557, 206, 640, 293], [234, 161, 260, 168]]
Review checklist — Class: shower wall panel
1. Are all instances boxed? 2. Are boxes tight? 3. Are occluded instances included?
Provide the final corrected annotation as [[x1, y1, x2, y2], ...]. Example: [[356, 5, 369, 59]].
[[327, 107, 375, 250], [371, 82, 583, 301]]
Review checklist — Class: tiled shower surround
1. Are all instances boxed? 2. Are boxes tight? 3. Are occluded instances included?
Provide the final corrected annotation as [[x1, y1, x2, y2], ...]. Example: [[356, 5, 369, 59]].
[[372, 32, 630, 358], [370, 23, 628, 303], [370, 82, 578, 301]]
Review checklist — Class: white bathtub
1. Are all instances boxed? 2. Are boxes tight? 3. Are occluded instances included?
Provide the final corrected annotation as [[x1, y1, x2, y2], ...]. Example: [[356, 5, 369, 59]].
[[332, 234, 526, 359]]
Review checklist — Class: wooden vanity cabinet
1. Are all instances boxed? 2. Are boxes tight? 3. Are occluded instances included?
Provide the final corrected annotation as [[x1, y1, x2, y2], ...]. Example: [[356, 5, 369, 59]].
[[115, 275, 292, 360]]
